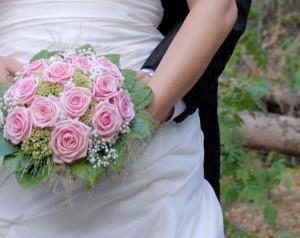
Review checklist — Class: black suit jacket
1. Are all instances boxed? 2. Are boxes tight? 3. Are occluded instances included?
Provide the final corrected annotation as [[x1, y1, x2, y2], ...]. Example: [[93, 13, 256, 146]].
[[142, 0, 251, 199]]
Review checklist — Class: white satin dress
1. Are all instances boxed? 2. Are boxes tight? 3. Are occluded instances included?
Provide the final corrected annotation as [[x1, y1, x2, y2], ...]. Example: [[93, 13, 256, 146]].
[[0, 1, 224, 237]]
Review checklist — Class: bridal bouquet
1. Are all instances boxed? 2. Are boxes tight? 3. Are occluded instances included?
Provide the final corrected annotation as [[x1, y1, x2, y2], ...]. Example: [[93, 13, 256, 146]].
[[0, 44, 156, 189]]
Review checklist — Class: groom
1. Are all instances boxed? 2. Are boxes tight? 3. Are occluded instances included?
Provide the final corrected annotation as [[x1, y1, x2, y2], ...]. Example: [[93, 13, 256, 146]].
[[141, 0, 252, 199]]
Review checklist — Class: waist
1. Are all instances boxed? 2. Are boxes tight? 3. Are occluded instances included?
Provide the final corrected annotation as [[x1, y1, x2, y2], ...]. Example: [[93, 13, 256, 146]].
[[0, 1, 163, 30], [0, 21, 163, 69]]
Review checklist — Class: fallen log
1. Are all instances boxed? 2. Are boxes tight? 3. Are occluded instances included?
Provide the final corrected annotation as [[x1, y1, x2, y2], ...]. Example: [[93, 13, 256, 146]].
[[239, 112, 300, 156], [263, 86, 300, 117]]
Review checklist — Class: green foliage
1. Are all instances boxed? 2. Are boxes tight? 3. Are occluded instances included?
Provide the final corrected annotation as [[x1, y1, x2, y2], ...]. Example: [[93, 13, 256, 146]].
[[30, 50, 60, 63], [225, 218, 261, 238], [105, 54, 121, 66], [2, 149, 54, 189], [220, 5, 298, 236], [222, 0, 298, 213], [130, 110, 156, 140], [122, 69, 136, 91], [70, 161, 105, 189], [109, 140, 126, 174], [16, 160, 54, 189], [0, 83, 10, 96], [122, 68, 154, 111], [0, 130, 18, 156], [2, 152, 33, 174], [264, 204, 278, 228], [240, 30, 268, 70], [274, 232, 293, 238], [220, 75, 287, 235], [290, 68, 300, 93], [130, 80, 154, 111]]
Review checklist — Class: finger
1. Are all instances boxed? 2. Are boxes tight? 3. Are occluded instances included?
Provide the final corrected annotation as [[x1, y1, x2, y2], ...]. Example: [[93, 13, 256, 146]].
[[136, 71, 151, 84], [136, 71, 147, 80], [5, 58, 22, 75], [0, 69, 12, 83]]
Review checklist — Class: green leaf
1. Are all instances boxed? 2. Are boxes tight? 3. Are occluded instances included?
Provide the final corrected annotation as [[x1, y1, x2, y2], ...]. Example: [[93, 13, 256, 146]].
[[2, 154, 20, 174], [131, 80, 154, 111], [236, 168, 250, 184], [274, 232, 292, 238], [30, 50, 60, 63], [110, 140, 126, 174], [70, 161, 105, 189], [0, 130, 18, 156], [16, 162, 53, 189], [122, 69, 136, 91], [0, 83, 11, 96], [77, 44, 95, 54], [2, 153, 32, 174], [105, 54, 121, 66], [240, 30, 268, 70], [263, 204, 278, 228], [290, 69, 300, 93], [30, 50, 49, 63], [130, 110, 156, 140]]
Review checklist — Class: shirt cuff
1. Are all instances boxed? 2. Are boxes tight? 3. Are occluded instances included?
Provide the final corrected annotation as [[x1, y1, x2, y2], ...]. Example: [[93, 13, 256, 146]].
[[141, 68, 187, 123]]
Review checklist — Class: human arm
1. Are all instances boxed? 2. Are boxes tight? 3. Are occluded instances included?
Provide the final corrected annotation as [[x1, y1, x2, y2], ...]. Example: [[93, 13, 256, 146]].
[[144, 0, 238, 123]]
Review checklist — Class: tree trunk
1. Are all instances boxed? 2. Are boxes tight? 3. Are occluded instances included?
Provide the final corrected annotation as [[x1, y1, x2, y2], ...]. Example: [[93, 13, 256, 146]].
[[239, 112, 300, 156]]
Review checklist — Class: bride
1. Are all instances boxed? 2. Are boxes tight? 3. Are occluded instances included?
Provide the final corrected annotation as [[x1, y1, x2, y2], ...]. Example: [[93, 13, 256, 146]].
[[0, 0, 237, 237]]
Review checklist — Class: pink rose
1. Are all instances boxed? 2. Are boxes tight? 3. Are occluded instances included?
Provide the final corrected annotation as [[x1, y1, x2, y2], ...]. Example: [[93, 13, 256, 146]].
[[4, 107, 33, 144], [70, 56, 93, 71], [97, 57, 124, 80], [60, 87, 92, 118], [4, 77, 38, 105], [50, 120, 91, 164], [92, 101, 122, 139], [44, 62, 74, 84], [93, 73, 119, 101], [22, 59, 46, 77], [112, 90, 135, 123], [30, 96, 60, 128]]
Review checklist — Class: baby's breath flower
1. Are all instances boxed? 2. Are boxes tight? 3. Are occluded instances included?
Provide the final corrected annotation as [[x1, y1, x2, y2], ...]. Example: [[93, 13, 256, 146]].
[[87, 133, 119, 168], [120, 123, 131, 134], [0, 97, 15, 128]]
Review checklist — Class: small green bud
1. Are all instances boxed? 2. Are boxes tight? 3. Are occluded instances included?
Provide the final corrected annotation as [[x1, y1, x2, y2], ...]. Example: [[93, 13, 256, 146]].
[[21, 129, 52, 161], [80, 100, 97, 126], [73, 70, 92, 89], [37, 81, 63, 97]]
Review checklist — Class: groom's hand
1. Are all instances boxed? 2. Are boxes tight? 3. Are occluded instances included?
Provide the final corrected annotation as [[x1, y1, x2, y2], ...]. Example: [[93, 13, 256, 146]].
[[0, 56, 22, 83]]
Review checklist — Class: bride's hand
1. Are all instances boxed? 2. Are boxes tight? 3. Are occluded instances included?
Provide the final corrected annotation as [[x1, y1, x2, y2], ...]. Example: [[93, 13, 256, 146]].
[[0, 56, 22, 83], [137, 71, 174, 124]]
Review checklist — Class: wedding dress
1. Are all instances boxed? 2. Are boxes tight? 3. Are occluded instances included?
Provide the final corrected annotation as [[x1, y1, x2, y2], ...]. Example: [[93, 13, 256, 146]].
[[0, 1, 224, 237]]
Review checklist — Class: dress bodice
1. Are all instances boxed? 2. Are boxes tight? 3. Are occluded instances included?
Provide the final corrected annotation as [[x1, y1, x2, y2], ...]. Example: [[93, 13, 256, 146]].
[[0, 0, 164, 69]]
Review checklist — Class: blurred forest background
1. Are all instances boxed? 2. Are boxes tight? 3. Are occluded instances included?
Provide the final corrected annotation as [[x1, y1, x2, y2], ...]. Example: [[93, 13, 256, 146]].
[[220, 0, 300, 237]]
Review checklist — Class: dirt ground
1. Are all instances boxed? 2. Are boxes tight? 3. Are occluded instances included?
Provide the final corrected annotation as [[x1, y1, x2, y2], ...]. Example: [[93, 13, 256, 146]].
[[226, 167, 300, 238]]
